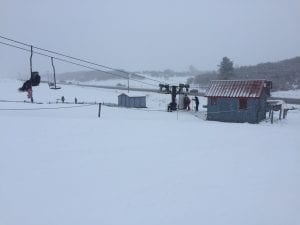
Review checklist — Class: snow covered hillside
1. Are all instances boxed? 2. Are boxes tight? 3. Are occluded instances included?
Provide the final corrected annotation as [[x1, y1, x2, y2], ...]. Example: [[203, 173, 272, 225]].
[[272, 89, 300, 98], [0, 79, 299, 225], [57, 73, 193, 90]]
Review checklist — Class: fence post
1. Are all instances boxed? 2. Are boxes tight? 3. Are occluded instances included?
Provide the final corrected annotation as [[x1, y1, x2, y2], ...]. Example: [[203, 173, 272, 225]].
[[98, 103, 102, 118], [279, 107, 282, 120], [283, 109, 288, 119], [271, 110, 274, 124]]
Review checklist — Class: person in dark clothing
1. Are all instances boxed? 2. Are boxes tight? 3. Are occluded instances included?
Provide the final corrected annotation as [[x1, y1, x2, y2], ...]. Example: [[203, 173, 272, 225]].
[[183, 94, 191, 111], [61, 96, 65, 103], [167, 103, 172, 112], [75, 97, 78, 104], [193, 96, 199, 111]]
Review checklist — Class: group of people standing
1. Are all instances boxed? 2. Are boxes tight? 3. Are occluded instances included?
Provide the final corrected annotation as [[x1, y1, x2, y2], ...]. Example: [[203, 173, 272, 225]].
[[183, 94, 199, 111], [61, 96, 78, 104]]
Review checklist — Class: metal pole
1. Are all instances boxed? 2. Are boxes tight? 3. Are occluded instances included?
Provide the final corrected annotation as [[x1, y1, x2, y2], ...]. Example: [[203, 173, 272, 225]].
[[30, 45, 33, 79], [51, 57, 57, 89], [177, 95, 179, 120], [127, 73, 131, 93], [98, 103, 102, 118], [128, 78, 129, 93], [30, 45, 33, 103]]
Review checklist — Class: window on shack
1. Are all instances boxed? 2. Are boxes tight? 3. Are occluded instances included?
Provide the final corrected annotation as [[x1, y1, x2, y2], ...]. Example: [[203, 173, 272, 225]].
[[210, 97, 217, 105], [239, 98, 247, 110]]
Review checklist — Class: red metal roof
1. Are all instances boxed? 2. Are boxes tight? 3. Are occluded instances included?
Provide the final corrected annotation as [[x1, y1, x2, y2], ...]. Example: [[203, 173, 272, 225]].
[[205, 80, 266, 98]]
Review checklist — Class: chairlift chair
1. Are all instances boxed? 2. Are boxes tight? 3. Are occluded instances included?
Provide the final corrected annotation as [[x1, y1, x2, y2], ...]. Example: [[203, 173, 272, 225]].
[[18, 46, 41, 102]]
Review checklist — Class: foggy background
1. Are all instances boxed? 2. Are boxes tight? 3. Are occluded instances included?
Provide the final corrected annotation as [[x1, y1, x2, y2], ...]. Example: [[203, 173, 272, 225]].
[[0, 0, 299, 78]]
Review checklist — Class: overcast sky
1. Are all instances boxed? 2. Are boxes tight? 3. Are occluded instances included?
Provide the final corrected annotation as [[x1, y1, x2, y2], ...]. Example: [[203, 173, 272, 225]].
[[0, 0, 299, 77]]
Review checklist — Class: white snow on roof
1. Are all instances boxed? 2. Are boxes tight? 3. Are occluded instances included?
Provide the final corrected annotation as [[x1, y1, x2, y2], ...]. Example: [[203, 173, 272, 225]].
[[119, 93, 146, 98]]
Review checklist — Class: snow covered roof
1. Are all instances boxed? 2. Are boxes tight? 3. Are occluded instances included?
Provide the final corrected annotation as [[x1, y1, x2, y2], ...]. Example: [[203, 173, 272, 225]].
[[205, 80, 266, 98]]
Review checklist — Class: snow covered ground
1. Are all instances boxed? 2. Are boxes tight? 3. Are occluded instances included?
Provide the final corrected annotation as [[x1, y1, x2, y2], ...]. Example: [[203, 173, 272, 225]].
[[272, 89, 300, 98], [0, 79, 300, 225]]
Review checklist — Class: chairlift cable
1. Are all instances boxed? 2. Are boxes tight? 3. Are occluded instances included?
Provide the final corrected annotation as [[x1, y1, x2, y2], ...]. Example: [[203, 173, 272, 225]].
[[0, 35, 162, 83], [0, 41, 158, 87]]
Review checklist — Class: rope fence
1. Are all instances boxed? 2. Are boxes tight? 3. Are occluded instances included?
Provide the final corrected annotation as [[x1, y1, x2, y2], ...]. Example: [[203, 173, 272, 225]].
[[0, 103, 96, 111]]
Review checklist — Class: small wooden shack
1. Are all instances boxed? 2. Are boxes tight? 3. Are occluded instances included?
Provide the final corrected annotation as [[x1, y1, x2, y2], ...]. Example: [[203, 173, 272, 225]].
[[118, 93, 146, 108], [205, 80, 271, 123]]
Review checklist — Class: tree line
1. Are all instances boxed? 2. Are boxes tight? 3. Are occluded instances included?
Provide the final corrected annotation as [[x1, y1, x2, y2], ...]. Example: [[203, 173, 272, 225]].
[[188, 56, 300, 91]]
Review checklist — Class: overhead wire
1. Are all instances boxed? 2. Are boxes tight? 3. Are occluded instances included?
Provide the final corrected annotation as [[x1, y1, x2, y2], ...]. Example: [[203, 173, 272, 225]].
[[0, 40, 158, 87], [0, 35, 162, 83]]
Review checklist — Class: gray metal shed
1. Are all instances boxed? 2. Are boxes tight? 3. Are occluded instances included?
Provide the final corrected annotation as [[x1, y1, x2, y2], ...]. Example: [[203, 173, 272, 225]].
[[118, 93, 146, 108], [204, 80, 271, 123]]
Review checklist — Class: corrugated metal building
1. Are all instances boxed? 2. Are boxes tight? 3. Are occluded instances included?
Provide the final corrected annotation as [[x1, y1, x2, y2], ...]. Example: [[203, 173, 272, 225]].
[[204, 80, 271, 123], [118, 93, 146, 108]]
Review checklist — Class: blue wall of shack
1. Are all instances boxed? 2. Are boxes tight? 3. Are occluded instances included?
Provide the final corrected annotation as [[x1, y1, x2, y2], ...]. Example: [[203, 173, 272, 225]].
[[206, 90, 267, 123]]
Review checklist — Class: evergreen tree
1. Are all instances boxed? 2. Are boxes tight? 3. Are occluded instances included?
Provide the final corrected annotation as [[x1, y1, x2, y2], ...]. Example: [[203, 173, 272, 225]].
[[218, 57, 234, 80]]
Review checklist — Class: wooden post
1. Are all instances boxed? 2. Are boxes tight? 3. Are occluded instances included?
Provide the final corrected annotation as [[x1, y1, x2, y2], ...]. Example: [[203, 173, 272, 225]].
[[98, 103, 102, 118], [279, 107, 282, 120], [271, 110, 274, 124], [283, 109, 288, 119]]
